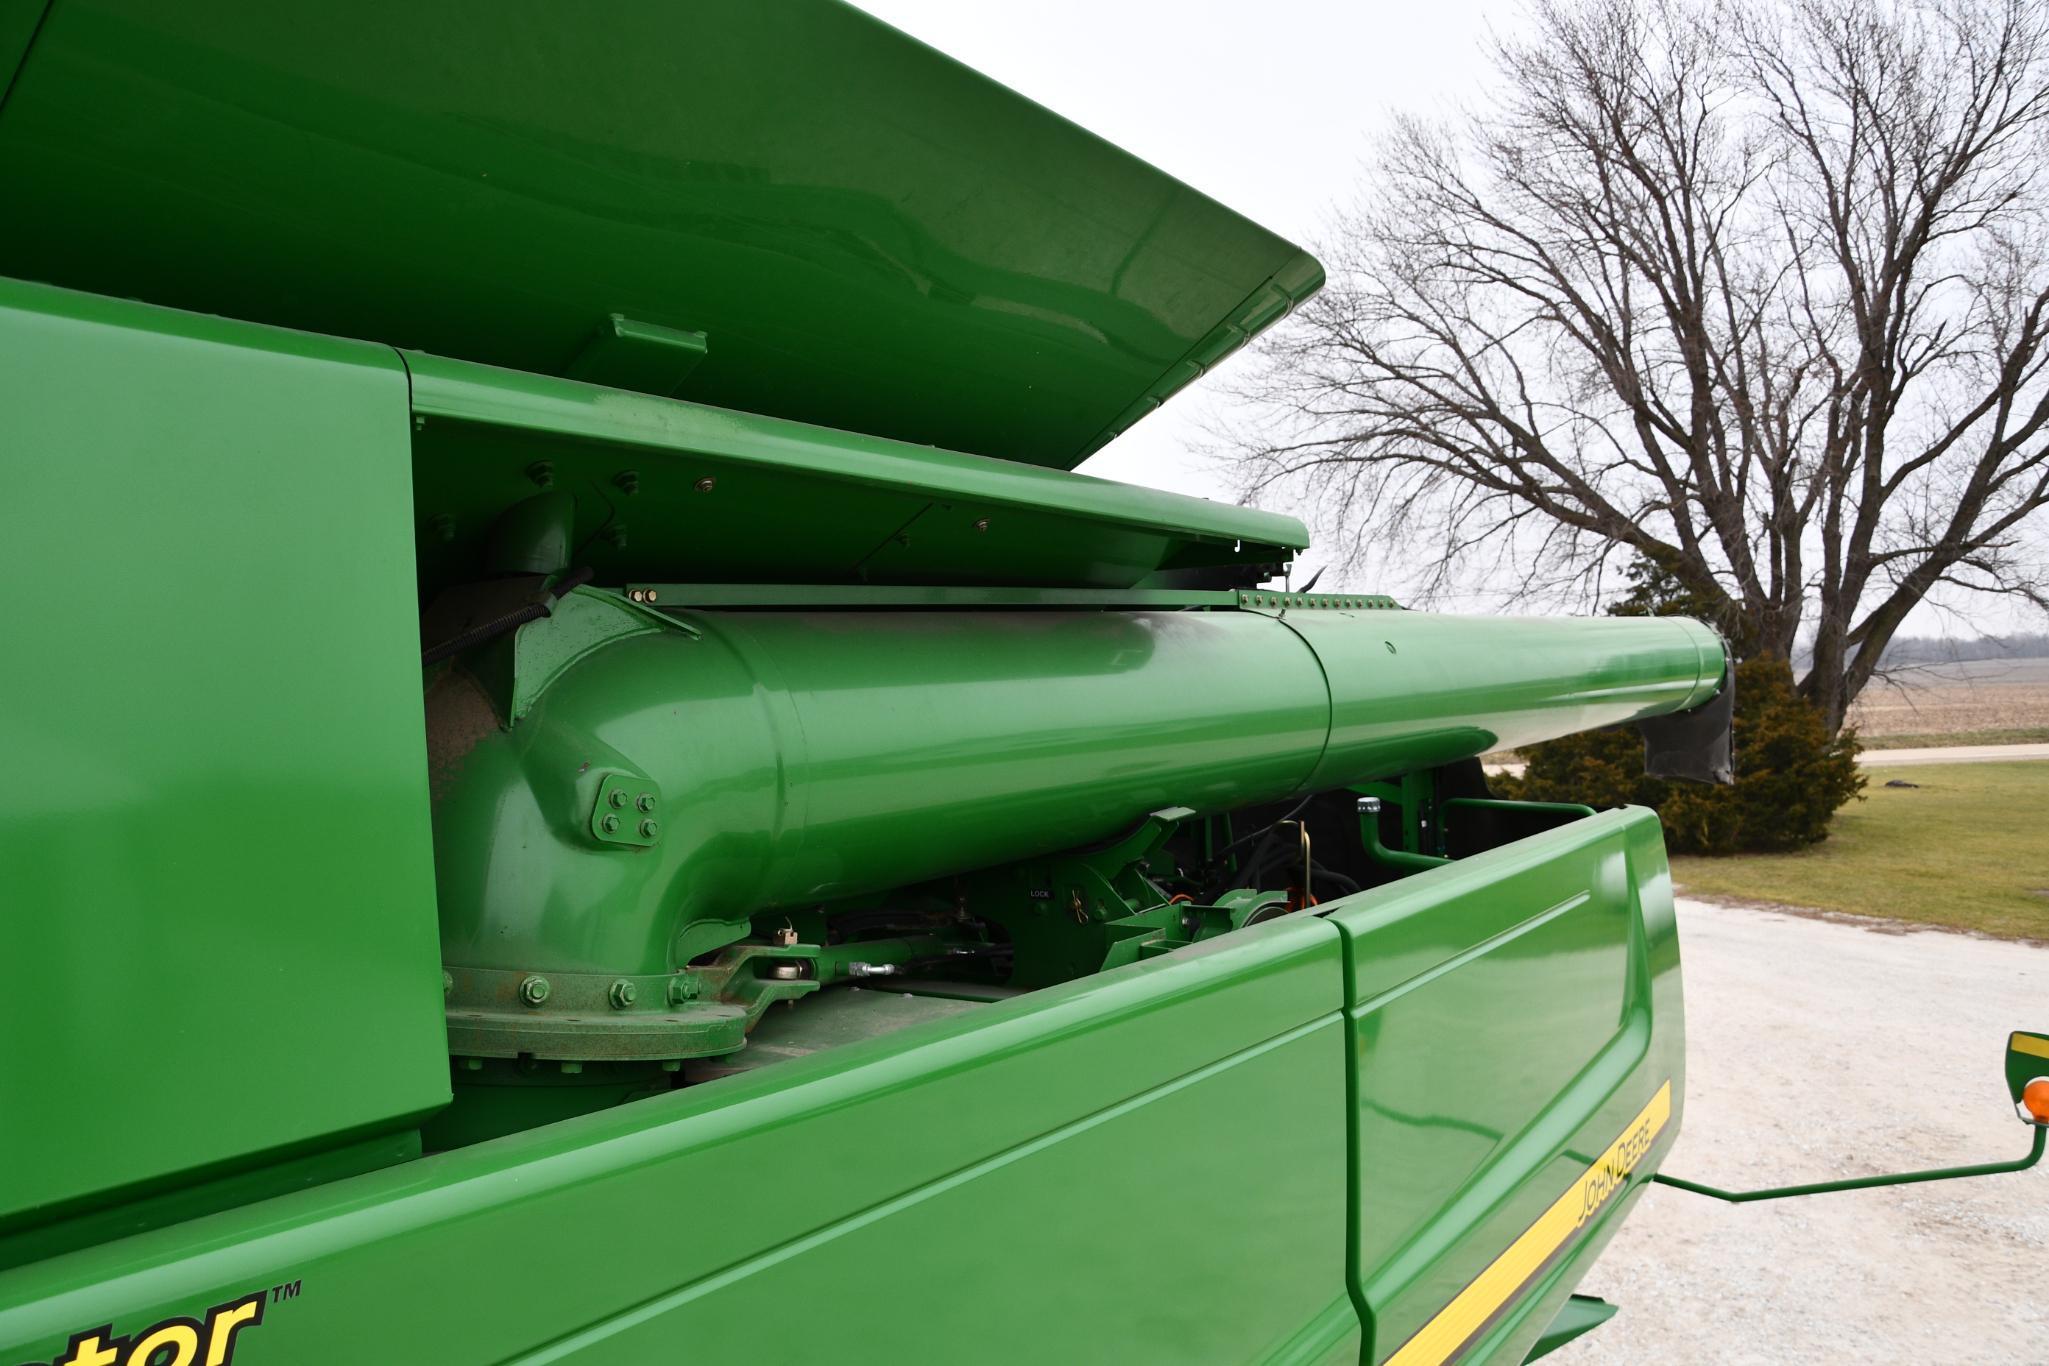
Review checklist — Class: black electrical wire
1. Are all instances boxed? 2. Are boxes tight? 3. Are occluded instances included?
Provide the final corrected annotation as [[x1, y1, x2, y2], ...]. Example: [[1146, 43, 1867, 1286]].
[[420, 567, 594, 668], [1208, 796, 1314, 864], [1310, 862, 1360, 896], [1218, 811, 1310, 896]]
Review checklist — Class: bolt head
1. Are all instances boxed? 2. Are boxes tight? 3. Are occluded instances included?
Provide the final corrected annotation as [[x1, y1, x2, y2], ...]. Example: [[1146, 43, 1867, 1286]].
[[608, 979, 637, 1009], [601, 813, 621, 834], [694, 477, 716, 493], [638, 818, 660, 839], [667, 976, 698, 1005], [636, 792, 657, 812], [609, 789, 627, 809], [519, 974, 551, 1007]]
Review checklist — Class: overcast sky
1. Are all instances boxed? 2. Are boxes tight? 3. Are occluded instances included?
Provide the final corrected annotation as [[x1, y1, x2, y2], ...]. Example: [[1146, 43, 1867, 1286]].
[[852, 0, 2039, 638]]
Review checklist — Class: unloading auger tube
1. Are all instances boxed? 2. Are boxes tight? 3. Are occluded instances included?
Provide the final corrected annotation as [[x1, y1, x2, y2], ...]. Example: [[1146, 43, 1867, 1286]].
[[425, 591, 1725, 1069]]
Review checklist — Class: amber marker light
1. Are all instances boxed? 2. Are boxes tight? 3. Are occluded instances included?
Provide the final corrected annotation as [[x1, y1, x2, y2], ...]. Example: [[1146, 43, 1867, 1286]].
[[2023, 1076, 2049, 1126]]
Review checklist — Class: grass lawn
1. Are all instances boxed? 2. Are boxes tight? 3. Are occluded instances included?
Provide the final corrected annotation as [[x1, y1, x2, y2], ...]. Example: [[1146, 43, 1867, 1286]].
[[1859, 725, 2049, 749], [1671, 761, 2049, 940]]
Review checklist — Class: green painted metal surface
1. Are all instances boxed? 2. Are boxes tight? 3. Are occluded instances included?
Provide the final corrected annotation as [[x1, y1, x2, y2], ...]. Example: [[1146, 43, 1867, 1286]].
[[0, 278, 449, 1252], [0, 5, 1741, 1354], [0, 0, 1319, 468], [1522, 1296, 1618, 1362], [1266, 609, 1725, 791], [404, 350, 1306, 595], [0, 1, 46, 102], [0, 918, 1359, 1364], [1326, 809, 1684, 1365], [0, 200, 1721, 1366]]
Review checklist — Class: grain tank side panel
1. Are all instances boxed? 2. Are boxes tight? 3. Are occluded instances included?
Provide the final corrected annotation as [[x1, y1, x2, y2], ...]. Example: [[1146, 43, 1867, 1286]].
[[0, 918, 1359, 1366], [1325, 808, 1685, 1365], [0, 278, 450, 1240]]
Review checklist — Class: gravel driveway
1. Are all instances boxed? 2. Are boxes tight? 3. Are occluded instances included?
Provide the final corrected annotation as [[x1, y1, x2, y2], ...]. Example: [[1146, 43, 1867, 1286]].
[[1552, 898, 2048, 1365]]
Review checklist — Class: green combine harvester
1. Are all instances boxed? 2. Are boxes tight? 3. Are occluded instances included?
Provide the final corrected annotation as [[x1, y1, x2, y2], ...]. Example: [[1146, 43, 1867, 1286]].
[[3, 3, 2042, 1362]]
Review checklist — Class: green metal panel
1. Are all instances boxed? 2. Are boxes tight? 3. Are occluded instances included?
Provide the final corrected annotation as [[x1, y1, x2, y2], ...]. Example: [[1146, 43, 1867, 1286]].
[[0, 1, 45, 103], [0, 0, 1321, 468], [404, 350, 1307, 595], [0, 279, 449, 1238], [0, 917, 1358, 1365], [1323, 808, 1685, 1365]]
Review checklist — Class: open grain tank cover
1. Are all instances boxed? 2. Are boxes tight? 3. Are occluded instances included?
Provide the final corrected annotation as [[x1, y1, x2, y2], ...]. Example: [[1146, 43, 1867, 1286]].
[[0, 0, 1323, 469]]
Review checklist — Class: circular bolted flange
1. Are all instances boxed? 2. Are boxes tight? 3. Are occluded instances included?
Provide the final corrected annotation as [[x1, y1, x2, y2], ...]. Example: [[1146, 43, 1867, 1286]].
[[519, 974, 552, 1007]]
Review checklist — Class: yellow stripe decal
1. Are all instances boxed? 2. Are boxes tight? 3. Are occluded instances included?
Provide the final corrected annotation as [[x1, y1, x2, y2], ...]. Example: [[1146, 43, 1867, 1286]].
[[2013, 1033, 2049, 1061], [1384, 1081, 1673, 1366]]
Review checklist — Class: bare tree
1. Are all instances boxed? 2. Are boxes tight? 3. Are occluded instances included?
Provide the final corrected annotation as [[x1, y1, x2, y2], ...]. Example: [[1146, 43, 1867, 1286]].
[[1228, 0, 2049, 731]]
